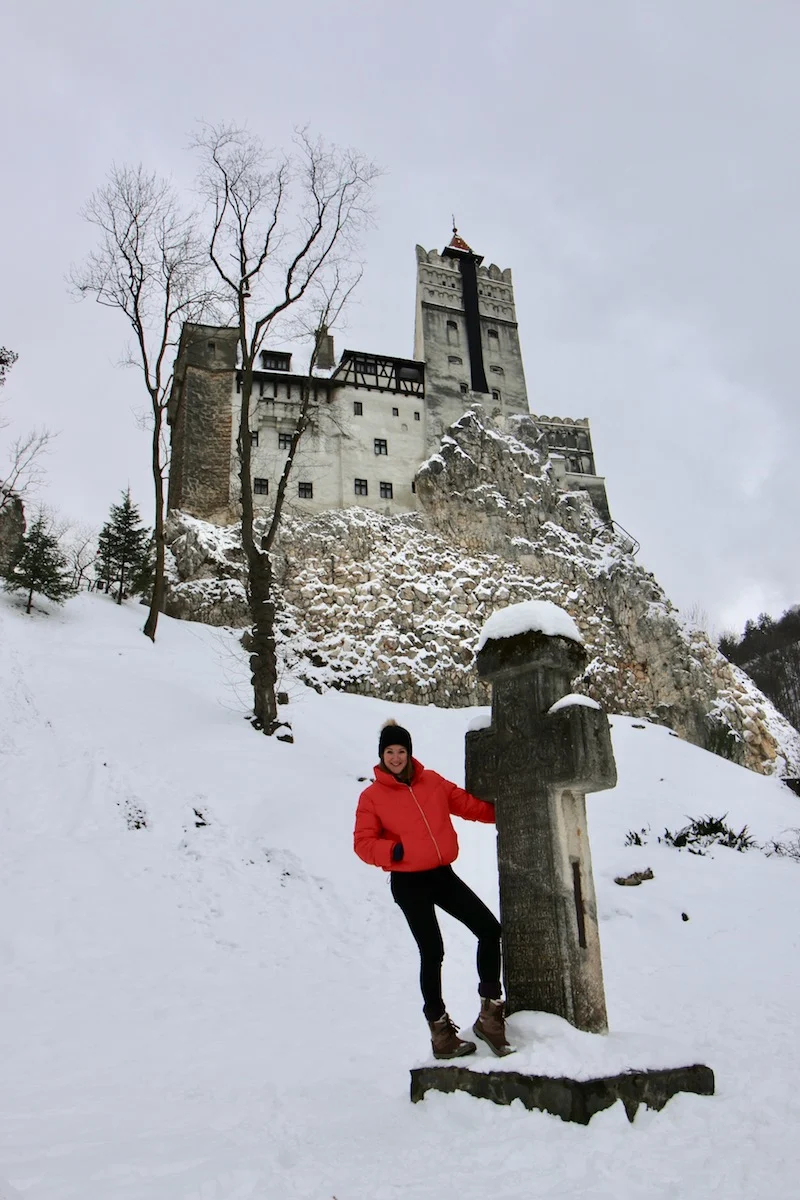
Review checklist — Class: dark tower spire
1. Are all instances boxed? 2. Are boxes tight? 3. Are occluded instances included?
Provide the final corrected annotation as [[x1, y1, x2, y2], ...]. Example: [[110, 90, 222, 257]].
[[442, 226, 489, 394]]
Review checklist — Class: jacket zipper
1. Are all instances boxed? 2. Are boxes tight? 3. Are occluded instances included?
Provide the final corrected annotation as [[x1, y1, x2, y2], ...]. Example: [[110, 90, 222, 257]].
[[408, 785, 443, 865]]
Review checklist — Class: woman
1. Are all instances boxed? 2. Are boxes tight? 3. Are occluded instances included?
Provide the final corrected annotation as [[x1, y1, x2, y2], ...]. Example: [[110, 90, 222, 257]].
[[354, 719, 512, 1059]]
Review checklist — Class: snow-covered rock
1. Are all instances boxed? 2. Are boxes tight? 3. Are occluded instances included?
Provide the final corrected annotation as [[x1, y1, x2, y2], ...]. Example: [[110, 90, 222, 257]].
[[164, 408, 800, 776], [0, 493, 24, 571]]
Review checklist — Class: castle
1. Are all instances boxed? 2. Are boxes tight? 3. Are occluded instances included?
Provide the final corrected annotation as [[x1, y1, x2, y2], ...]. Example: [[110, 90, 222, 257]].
[[167, 230, 610, 525]]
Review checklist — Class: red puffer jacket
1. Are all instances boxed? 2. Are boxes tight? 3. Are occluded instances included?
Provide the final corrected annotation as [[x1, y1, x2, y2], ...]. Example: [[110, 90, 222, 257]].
[[354, 758, 495, 872]]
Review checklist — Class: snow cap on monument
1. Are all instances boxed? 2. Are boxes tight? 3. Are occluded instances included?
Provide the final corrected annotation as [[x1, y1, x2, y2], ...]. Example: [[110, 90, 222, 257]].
[[476, 600, 583, 652]]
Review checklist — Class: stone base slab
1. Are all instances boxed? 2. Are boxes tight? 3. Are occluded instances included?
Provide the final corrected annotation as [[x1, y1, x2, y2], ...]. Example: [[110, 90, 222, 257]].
[[409, 1062, 715, 1124]]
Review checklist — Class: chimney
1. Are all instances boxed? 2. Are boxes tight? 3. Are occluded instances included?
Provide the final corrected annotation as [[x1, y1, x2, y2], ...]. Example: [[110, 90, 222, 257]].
[[315, 326, 336, 371]]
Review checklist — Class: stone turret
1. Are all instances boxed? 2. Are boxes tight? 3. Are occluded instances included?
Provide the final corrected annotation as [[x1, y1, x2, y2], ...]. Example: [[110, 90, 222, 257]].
[[414, 230, 530, 440]]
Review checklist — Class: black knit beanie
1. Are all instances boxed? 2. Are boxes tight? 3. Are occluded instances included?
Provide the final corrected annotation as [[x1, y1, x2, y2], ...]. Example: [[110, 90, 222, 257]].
[[379, 719, 413, 760]]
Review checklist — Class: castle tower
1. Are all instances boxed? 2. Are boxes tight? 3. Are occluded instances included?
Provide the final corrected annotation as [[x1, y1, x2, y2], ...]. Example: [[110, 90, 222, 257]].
[[167, 237, 610, 528], [167, 323, 240, 524], [414, 230, 530, 438]]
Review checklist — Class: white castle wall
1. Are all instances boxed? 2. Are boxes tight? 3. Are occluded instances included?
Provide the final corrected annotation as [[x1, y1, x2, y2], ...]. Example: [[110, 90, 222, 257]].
[[225, 379, 429, 518]]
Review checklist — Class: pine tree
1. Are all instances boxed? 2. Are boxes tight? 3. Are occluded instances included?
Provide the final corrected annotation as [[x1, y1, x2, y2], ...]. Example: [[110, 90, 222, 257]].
[[3, 514, 74, 614], [127, 534, 155, 600], [95, 490, 151, 605], [95, 523, 118, 594]]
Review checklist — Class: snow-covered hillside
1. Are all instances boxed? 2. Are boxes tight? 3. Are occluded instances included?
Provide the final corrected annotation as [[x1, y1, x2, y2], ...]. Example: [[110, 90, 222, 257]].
[[1, 591, 799, 1199]]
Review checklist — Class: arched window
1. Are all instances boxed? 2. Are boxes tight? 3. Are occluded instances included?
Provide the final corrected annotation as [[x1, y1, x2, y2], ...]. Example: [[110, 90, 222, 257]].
[[446, 319, 459, 346], [487, 328, 499, 341]]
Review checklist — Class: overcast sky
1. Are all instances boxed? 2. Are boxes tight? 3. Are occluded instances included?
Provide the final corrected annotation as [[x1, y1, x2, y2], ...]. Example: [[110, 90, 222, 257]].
[[2, 0, 798, 633]]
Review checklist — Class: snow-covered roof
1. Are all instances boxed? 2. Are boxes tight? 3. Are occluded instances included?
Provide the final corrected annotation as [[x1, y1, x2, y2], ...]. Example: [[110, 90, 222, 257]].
[[477, 600, 584, 651]]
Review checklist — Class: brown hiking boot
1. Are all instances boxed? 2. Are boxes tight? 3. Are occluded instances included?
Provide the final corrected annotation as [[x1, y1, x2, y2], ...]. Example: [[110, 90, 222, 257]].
[[428, 1013, 477, 1060], [473, 998, 513, 1057]]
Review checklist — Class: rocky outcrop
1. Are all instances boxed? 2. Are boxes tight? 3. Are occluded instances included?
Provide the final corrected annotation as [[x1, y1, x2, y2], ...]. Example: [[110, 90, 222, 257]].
[[0, 495, 25, 571], [164, 516, 247, 626], [164, 408, 800, 776]]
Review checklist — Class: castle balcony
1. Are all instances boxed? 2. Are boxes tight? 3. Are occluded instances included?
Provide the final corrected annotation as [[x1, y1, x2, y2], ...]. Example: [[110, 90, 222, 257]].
[[334, 350, 425, 396]]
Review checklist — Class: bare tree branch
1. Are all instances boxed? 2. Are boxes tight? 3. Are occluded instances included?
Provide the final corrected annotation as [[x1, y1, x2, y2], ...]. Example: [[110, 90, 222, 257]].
[[192, 124, 379, 733], [1, 426, 56, 515], [61, 522, 98, 591], [70, 164, 217, 641]]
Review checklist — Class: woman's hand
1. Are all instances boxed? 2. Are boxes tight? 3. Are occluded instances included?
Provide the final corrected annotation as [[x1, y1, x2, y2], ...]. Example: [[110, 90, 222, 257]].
[[391, 842, 405, 863]]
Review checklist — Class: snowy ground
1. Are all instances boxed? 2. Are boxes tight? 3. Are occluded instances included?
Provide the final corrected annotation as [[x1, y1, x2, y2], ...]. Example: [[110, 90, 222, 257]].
[[1, 592, 799, 1200]]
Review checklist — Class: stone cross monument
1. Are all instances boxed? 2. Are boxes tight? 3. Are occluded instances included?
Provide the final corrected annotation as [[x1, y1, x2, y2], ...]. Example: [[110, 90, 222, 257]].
[[465, 603, 617, 1033], [412, 602, 714, 1121]]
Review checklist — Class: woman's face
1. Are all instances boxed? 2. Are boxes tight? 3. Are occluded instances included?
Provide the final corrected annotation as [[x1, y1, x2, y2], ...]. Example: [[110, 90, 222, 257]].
[[382, 745, 408, 776]]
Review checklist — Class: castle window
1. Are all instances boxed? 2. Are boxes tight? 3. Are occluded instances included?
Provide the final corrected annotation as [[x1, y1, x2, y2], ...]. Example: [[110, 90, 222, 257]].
[[278, 432, 293, 450], [448, 355, 462, 365], [414, 411, 420, 421], [254, 477, 269, 495], [411, 481, 416, 494], [207, 341, 216, 353], [298, 482, 313, 499], [460, 383, 469, 394], [491, 389, 501, 401], [446, 320, 459, 346], [392, 407, 399, 417], [354, 357, 377, 375], [374, 438, 388, 456], [250, 430, 259, 447], [379, 482, 393, 500], [260, 351, 291, 372], [354, 478, 368, 496], [488, 329, 499, 341], [490, 365, 504, 375], [354, 401, 363, 416]]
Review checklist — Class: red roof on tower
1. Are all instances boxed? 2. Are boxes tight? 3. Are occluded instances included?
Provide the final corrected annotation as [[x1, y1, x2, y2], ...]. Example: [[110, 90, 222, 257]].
[[447, 227, 473, 253]]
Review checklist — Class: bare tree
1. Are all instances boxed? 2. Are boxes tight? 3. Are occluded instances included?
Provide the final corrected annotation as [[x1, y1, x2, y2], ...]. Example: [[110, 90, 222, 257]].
[[62, 523, 98, 592], [0, 347, 56, 516], [1, 427, 55, 516], [193, 125, 378, 735], [70, 166, 213, 641]]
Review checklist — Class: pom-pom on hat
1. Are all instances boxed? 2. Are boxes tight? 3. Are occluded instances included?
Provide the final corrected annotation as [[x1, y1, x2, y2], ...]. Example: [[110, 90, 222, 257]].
[[379, 718, 412, 760]]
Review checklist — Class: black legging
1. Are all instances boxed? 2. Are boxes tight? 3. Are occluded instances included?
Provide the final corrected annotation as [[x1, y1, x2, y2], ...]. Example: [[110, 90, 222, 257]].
[[390, 865, 502, 1020]]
